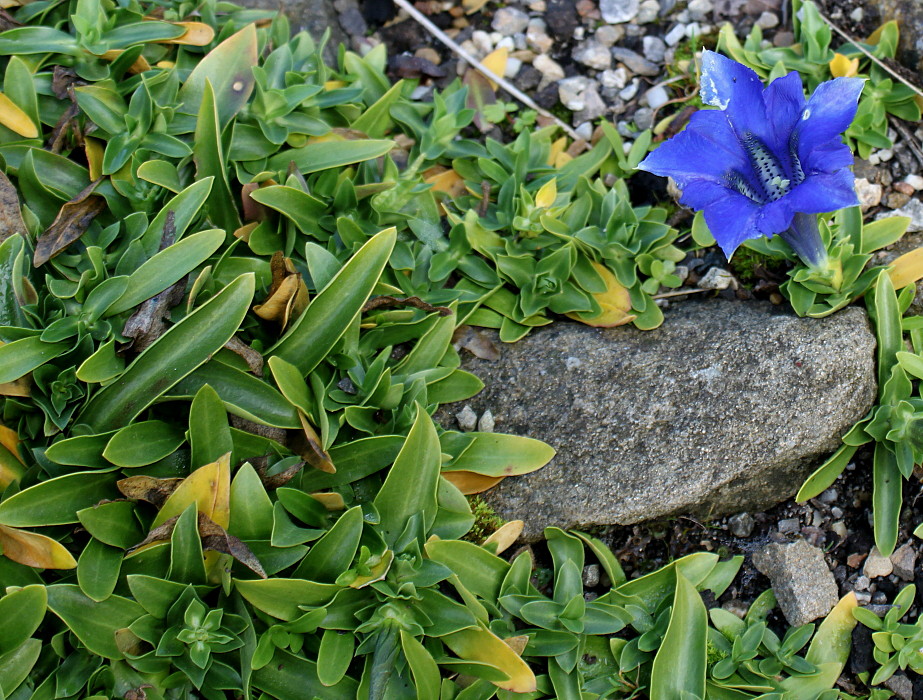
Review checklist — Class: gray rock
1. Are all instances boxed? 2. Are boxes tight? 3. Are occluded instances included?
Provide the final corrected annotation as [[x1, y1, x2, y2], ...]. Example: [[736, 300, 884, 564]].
[[637, 0, 661, 22], [697, 267, 734, 290], [755, 10, 779, 28], [642, 35, 667, 63], [777, 518, 800, 534], [855, 178, 883, 210], [863, 546, 894, 578], [444, 301, 876, 539], [477, 409, 495, 433], [632, 107, 654, 130], [752, 539, 839, 626], [890, 543, 917, 581], [884, 673, 913, 700], [574, 85, 608, 123], [595, 25, 625, 47], [611, 47, 661, 76], [583, 564, 601, 587], [558, 76, 592, 111], [574, 41, 612, 70], [728, 512, 755, 538], [456, 405, 477, 432], [644, 85, 670, 109], [600, 0, 640, 23], [877, 198, 923, 232], [687, 0, 713, 21], [664, 23, 688, 46], [492, 7, 530, 36]]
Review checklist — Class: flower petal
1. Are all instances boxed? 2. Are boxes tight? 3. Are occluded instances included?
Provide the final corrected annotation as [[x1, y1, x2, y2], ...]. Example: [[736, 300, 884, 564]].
[[795, 77, 865, 162], [699, 50, 768, 141], [761, 71, 805, 154], [638, 110, 750, 185], [801, 140, 855, 175], [699, 188, 765, 258], [782, 170, 859, 214]]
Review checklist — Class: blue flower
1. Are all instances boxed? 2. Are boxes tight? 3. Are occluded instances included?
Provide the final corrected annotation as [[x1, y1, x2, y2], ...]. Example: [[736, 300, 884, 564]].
[[638, 50, 865, 269]]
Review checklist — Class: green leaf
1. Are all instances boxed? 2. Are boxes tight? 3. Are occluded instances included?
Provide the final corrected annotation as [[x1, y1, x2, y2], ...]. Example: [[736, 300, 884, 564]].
[[252, 648, 357, 700], [45, 585, 144, 659], [400, 630, 441, 698], [44, 432, 115, 468], [234, 578, 340, 621], [571, 530, 627, 586], [193, 81, 240, 235], [269, 228, 396, 375], [0, 638, 40, 697], [0, 336, 69, 384], [873, 444, 901, 557], [443, 432, 555, 477], [0, 585, 45, 654], [873, 272, 902, 394], [139, 177, 214, 254], [103, 421, 186, 468], [266, 139, 395, 174], [317, 629, 354, 686], [424, 539, 509, 601], [106, 229, 225, 316], [373, 405, 441, 544], [178, 24, 258, 128], [168, 504, 207, 584], [79, 273, 255, 431], [796, 443, 860, 502], [76, 339, 125, 383], [77, 538, 122, 602], [229, 463, 274, 540], [188, 384, 233, 468], [862, 216, 910, 254], [292, 506, 363, 582], [77, 501, 144, 549], [650, 571, 707, 700], [0, 472, 118, 527]]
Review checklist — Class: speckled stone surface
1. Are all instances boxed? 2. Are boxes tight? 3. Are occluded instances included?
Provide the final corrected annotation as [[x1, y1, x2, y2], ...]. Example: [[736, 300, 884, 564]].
[[445, 300, 877, 539], [752, 539, 840, 625]]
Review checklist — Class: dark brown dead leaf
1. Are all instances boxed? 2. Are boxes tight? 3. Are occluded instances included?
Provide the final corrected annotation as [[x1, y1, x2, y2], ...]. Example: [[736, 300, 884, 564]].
[[229, 414, 288, 443], [117, 476, 184, 508], [0, 171, 26, 244], [52, 66, 81, 100], [0, 9, 22, 31], [452, 325, 501, 360], [257, 460, 305, 489], [463, 69, 496, 134], [292, 411, 335, 473], [240, 182, 266, 222], [362, 295, 452, 316], [224, 336, 264, 376], [122, 212, 187, 352], [49, 101, 82, 155], [33, 179, 105, 266], [128, 512, 266, 578]]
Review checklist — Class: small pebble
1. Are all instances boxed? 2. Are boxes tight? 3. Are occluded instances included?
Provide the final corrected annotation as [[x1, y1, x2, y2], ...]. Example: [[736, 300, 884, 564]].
[[574, 121, 594, 140], [849, 7, 863, 22], [697, 267, 734, 290], [477, 409, 495, 432], [686, 0, 712, 21], [830, 521, 847, 539], [863, 547, 894, 579], [619, 79, 640, 101], [903, 174, 923, 191], [574, 40, 611, 70], [830, 506, 843, 519], [854, 178, 883, 209], [887, 192, 911, 209], [818, 488, 837, 505], [595, 25, 625, 47], [633, 107, 654, 130], [773, 31, 795, 47], [642, 35, 667, 63], [855, 591, 872, 605], [664, 23, 687, 46], [877, 148, 894, 162], [644, 85, 670, 109], [893, 182, 915, 196], [728, 512, 755, 538], [600, 67, 628, 89], [582, 564, 600, 587], [756, 11, 779, 29], [854, 575, 871, 591], [599, 0, 640, 24], [610, 47, 660, 76], [472, 30, 493, 56], [414, 47, 442, 65], [456, 405, 477, 432], [722, 599, 748, 619], [533, 54, 565, 83], [492, 7, 529, 36], [890, 543, 917, 581], [636, 0, 660, 23], [777, 517, 800, 534]]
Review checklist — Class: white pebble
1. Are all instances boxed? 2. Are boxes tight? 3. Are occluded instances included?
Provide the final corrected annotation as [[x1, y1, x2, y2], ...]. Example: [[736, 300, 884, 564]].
[[644, 85, 670, 109], [664, 24, 686, 46], [477, 409, 495, 432], [456, 405, 477, 432], [904, 174, 923, 191]]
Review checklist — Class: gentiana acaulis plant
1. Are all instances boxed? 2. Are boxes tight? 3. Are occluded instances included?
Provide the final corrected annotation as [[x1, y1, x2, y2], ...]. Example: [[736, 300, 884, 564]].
[[638, 50, 864, 282]]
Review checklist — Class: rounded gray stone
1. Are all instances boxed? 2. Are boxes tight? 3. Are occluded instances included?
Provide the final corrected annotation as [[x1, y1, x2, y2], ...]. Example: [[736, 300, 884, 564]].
[[445, 300, 876, 539], [752, 539, 839, 626]]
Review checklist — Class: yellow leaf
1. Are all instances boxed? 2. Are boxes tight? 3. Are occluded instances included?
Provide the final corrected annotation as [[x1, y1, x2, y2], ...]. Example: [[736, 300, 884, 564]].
[[888, 247, 923, 290], [829, 53, 859, 78], [324, 80, 347, 90], [462, 0, 489, 14], [233, 222, 259, 241], [0, 93, 37, 138], [481, 48, 508, 91], [534, 178, 557, 209], [98, 50, 151, 75], [162, 22, 215, 46], [565, 261, 636, 327], [547, 137, 568, 166], [0, 424, 25, 490], [156, 61, 176, 69], [807, 592, 857, 668], [0, 376, 30, 397], [0, 424, 24, 461], [443, 623, 537, 692], [441, 470, 504, 495], [504, 635, 528, 655], [253, 258, 309, 329], [294, 411, 336, 473], [424, 167, 466, 199], [310, 492, 346, 510], [554, 151, 573, 168], [482, 520, 523, 555], [85, 138, 104, 181], [0, 524, 76, 569], [152, 452, 231, 529]]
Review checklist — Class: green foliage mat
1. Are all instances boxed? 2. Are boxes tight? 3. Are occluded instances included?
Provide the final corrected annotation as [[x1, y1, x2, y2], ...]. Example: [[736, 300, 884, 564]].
[[0, 0, 915, 696]]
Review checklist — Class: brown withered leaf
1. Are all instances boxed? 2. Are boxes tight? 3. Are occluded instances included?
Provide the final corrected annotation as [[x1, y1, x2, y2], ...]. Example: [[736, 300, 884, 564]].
[[117, 475, 184, 508], [292, 411, 335, 473], [310, 492, 346, 511], [49, 101, 82, 154], [240, 183, 266, 222], [130, 512, 266, 578], [463, 69, 497, 134], [257, 460, 304, 489], [0, 8, 22, 30], [452, 325, 501, 361], [52, 66, 81, 100], [253, 252, 309, 328], [362, 295, 452, 316], [441, 470, 504, 495], [224, 336, 264, 376], [0, 171, 26, 244], [33, 179, 105, 266], [122, 212, 187, 352], [0, 375, 30, 397], [391, 54, 446, 80]]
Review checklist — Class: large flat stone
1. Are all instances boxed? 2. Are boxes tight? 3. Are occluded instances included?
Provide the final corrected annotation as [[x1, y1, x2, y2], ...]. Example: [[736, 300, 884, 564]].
[[449, 300, 876, 539]]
